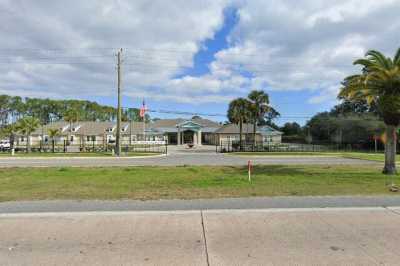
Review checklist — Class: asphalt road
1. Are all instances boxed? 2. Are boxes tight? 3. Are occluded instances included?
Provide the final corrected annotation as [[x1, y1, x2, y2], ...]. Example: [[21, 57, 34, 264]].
[[2, 207, 400, 265], [0, 153, 377, 167], [1, 196, 400, 213]]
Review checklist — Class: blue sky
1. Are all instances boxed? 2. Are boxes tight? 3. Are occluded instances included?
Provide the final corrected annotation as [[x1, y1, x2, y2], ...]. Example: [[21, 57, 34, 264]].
[[98, 7, 337, 125], [1, 1, 399, 126]]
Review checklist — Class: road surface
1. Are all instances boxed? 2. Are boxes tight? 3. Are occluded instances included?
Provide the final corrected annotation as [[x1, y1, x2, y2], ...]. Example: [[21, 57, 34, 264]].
[[0, 153, 377, 167], [1, 207, 400, 265], [2, 196, 400, 213]]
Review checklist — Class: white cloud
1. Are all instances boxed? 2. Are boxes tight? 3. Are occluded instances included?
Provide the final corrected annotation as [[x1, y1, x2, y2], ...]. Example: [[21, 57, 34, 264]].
[[0, 0, 229, 100], [203, 0, 400, 104], [0, 0, 400, 106]]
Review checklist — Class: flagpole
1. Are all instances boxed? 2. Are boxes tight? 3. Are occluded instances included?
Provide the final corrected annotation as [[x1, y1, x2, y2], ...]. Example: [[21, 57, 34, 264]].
[[143, 115, 145, 141]]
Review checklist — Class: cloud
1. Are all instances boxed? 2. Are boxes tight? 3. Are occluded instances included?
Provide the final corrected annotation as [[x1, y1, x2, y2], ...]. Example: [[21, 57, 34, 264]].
[[0, 0, 229, 100], [204, 0, 400, 103], [0, 0, 400, 107]]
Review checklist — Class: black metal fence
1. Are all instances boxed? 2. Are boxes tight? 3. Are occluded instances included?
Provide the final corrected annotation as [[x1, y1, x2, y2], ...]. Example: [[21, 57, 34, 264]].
[[0, 141, 168, 155], [216, 140, 385, 153]]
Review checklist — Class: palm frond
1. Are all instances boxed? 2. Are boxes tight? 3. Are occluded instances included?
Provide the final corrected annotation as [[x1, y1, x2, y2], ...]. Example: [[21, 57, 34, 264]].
[[366, 50, 391, 69], [394, 47, 400, 66]]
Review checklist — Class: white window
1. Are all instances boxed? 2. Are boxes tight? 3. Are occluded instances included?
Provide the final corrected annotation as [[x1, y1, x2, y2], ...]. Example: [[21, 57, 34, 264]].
[[72, 125, 81, 132], [122, 125, 129, 132]]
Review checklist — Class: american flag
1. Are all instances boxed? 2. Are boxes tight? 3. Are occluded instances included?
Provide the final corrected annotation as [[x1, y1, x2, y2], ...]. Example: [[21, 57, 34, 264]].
[[139, 100, 147, 118]]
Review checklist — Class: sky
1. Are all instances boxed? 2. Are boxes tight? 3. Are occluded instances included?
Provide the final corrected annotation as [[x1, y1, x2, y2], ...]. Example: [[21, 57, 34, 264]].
[[0, 0, 399, 125]]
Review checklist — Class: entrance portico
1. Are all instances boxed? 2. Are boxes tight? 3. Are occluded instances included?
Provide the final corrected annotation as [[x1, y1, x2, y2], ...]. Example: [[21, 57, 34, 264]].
[[177, 121, 202, 146]]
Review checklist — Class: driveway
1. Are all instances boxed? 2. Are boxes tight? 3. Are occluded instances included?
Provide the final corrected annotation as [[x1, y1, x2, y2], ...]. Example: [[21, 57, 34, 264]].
[[0, 151, 377, 168], [1, 207, 400, 265]]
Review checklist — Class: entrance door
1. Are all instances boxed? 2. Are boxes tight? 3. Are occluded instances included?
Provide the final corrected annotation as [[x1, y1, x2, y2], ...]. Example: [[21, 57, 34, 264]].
[[183, 130, 194, 144]]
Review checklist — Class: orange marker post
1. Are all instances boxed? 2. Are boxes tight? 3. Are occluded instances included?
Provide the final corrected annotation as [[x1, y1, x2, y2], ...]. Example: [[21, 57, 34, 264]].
[[248, 160, 252, 182]]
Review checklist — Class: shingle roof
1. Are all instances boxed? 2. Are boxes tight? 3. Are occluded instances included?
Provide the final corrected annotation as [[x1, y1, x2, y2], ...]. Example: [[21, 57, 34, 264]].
[[150, 118, 220, 128], [31, 119, 275, 136], [149, 118, 221, 133], [215, 123, 282, 135], [215, 123, 255, 134], [32, 121, 146, 136]]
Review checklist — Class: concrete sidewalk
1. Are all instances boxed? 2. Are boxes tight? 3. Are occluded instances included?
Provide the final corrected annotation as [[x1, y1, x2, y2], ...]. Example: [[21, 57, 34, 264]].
[[1, 207, 400, 265]]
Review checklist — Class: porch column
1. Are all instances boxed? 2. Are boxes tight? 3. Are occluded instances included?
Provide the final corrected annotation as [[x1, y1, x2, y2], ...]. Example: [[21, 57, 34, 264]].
[[177, 128, 181, 145], [198, 130, 202, 146], [193, 131, 198, 145]]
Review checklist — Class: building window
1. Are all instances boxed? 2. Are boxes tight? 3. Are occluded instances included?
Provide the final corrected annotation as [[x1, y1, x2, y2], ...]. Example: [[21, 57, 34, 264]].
[[70, 136, 74, 142], [87, 136, 96, 141]]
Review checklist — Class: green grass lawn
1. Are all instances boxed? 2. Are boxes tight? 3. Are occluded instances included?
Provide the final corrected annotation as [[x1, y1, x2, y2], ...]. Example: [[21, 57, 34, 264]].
[[0, 165, 398, 202], [231, 152, 341, 156], [0, 152, 161, 157], [339, 152, 400, 162], [231, 151, 397, 162]]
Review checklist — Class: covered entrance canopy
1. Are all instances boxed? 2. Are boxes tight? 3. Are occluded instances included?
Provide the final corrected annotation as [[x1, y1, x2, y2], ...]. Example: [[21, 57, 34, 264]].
[[177, 121, 202, 146]]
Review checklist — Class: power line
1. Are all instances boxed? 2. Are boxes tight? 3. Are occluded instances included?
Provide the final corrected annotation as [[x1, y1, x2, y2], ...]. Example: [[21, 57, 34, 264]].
[[121, 106, 314, 119], [0, 47, 361, 62]]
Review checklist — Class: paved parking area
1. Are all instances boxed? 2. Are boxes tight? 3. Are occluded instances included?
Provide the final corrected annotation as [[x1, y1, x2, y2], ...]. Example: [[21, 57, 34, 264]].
[[0, 152, 376, 167], [1, 207, 400, 265]]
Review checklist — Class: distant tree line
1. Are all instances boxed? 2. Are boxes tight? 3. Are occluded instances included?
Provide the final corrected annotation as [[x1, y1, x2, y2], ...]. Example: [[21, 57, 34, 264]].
[[0, 94, 150, 126], [281, 99, 385, 149]]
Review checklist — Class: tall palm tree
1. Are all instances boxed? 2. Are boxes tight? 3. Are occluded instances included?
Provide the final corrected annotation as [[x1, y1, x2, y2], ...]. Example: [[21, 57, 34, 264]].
[[248, 90, 270, 149], [48, 128, 60, 153], [339, 48, 400, 175], [227, 98, 251, 151], [17, 116, 40, 153], [63, 109, 79, 144]]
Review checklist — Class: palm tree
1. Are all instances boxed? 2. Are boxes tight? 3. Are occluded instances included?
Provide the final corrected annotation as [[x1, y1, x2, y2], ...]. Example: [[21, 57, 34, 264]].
[[17, 116, 40, 153], [227, 98, 251, 151], [248, 90, 270, 149], [0, 123, 18, 152], [48, 128, 60, 153], [339, 48, 400, 175], [63, 109, 79, 144]]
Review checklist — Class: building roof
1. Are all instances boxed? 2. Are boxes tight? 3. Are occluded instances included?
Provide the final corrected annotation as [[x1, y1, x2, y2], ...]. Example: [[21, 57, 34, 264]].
[[29, 119, 281, 136], [32, 121, 146, 136], [149, 118, 221, 133], [215, 123, 282, 135], [215, 123, 255, 134]]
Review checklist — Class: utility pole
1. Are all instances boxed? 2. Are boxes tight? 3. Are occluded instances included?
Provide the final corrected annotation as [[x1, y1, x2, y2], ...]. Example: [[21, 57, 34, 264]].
[[115, 48, 123, 156]]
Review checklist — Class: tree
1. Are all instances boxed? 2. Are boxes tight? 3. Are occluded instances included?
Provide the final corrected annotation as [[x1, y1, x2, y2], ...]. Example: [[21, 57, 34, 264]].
[[48, 128, 60, 153], [248, 90, 270, 148], [227, 98, 251, 151], [0, 123, 18, 151], [339, 48, 400, 175], [63, 109, 79, 143], [281, 122, 302, 136], [17, 116, 40, 153]]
